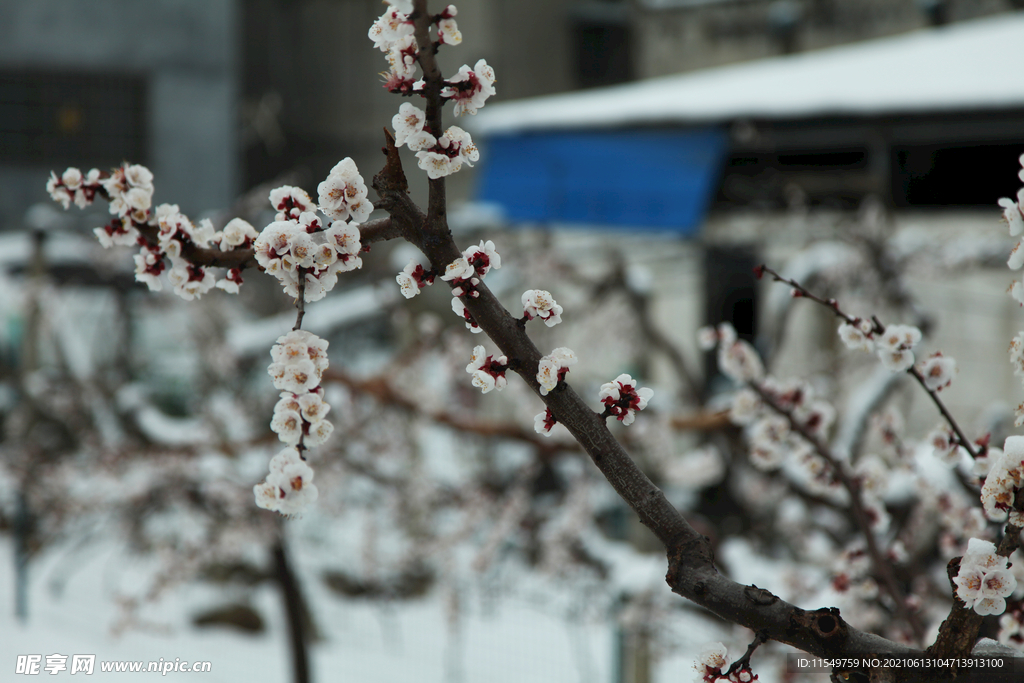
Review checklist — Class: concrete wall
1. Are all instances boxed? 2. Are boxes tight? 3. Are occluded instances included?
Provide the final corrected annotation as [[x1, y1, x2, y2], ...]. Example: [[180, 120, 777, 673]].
[[0, 0, 238, 226]]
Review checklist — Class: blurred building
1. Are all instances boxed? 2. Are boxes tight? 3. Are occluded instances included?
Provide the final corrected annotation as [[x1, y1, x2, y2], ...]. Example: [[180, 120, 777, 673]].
[[3, 0, 1016, 226], [0, 0, 239, 225], [469, 10, 1024, 422]]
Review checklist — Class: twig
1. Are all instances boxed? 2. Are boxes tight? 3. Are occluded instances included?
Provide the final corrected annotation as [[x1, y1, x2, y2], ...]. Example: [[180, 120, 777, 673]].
[[759, 264, 978, 459], [293, 270, 306, 331], [725, 629, 768, 679], [750, 383, 926, 642]]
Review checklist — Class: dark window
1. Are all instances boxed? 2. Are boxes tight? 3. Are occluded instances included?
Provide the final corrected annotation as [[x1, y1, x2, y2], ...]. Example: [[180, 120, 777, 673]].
[[0, 70, 146, 167], [891, 143, 1024, 207], [715, 147, 869, 210], [571, 3, 632, 89], [703, 246, 758, 397]]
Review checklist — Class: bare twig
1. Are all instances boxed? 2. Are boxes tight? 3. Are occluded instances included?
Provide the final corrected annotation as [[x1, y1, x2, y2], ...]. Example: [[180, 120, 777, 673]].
[[749, 382, 925, 643], [759, 264, 978, 459]]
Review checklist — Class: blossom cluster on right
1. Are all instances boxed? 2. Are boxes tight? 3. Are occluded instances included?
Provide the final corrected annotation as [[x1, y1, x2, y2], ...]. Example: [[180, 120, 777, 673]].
[[954, 538, 1017, 616]]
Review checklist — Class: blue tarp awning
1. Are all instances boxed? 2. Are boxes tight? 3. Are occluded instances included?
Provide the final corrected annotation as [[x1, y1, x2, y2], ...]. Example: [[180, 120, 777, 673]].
[[476, 127, 728, 233]]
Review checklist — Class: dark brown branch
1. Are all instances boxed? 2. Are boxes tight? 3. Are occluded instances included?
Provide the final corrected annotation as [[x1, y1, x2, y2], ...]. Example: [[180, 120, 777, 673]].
[[366, 6, 957, 670], [293, 269, 306, 331], [323, 368, 576, 455], [368, 130, 939, 671], [272, 537, 310, 683]]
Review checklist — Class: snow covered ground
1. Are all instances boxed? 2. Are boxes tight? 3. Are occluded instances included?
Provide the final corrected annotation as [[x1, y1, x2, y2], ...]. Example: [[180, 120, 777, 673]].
[[0, 532, 745, 683]]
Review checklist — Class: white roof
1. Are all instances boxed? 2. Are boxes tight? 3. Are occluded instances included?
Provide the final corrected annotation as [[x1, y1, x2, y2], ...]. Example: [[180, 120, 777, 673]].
[[471, 13, 1024, 135]]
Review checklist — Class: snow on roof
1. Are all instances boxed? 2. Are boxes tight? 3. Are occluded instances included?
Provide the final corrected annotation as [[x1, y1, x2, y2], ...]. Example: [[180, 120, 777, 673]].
[[471, 13, 1024, 135]]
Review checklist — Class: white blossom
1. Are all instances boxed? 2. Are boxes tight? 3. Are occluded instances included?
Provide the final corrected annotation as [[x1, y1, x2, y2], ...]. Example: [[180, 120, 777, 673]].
[[269, 185, 314, 221], [415, 126, 479, 179], [392, 103, 436, 151], [318, 158, 372, 223], [271, 410, 304, 445], [535, 408, 556, 437], [1009, 333, 1024, 377], [522, 289, 562, 327], [442, 59, 496, 116], [718, 339, 764, 382], [1010, 241, 1024, 270], [919, 354, 956, 391], [728, 389, 762, 425], [368, 7, 413, 52], [451, 296, 482, 333], [462, 239, 500, 277], [838, 321, 873, 352], [397, 260, 433, 299], [219, 217, 258, 250], [598, 373, 653, 426], [254, 447, 319, 516], [437, 17, 461, 45], [956, 537, 1017, 615], [537, 347, 577, 396], [298, 392, 331, 423], [693, 642, 728, 681], [303, 419, 335, 447], [465, 345, 508, 394], [980, 436, 1024, 523]]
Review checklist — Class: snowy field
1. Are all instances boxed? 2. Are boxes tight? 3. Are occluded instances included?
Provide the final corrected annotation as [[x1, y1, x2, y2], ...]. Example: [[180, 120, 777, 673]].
[[0, 533, 747, 683]]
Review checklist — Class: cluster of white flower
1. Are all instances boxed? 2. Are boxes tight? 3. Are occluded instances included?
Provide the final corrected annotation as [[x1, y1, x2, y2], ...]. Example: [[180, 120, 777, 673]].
[[435, 5, 461, 45], [253, 447, 319, 516], [1003, 157, 1024, 424], [837, 318, 876, 352], [466, 345, 508, 393], [698, 323, 764, 383], [728, 375, 837, 477], [693, 642, 728, 683], [599, 374, 653, 426], [927, 426, 965, 466], [155, 205, 258, 299], [369, 1, 418, 93], [391, 104, 484, 182], [875, 324, 922, 372], [998, 603, 1024, 648], [441, 58, 496, 116], [918, 353, 957, 391], [830, 542, 880, 599], [1001, 153, 1024, 304], [396, 259, 436, 299], [536, 347, 577, 396], [255, 166, 370, 303], [980, 436, 1024, 524], [48, 164, 259, 300], [444, 240, 501, 330], [267, 330, 334, 449], [534, 407, 557, 437], [317, 158, 373, 223], [46, 166, 103, 210], [370, 2, 466, 96], [414, 125, 480, 180], [376, 3, 488, 180], [691, 642, 754, 683], [954, 538, 1017, 616], [522, 289, 563, 327], [837, 318, 948, 378]]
